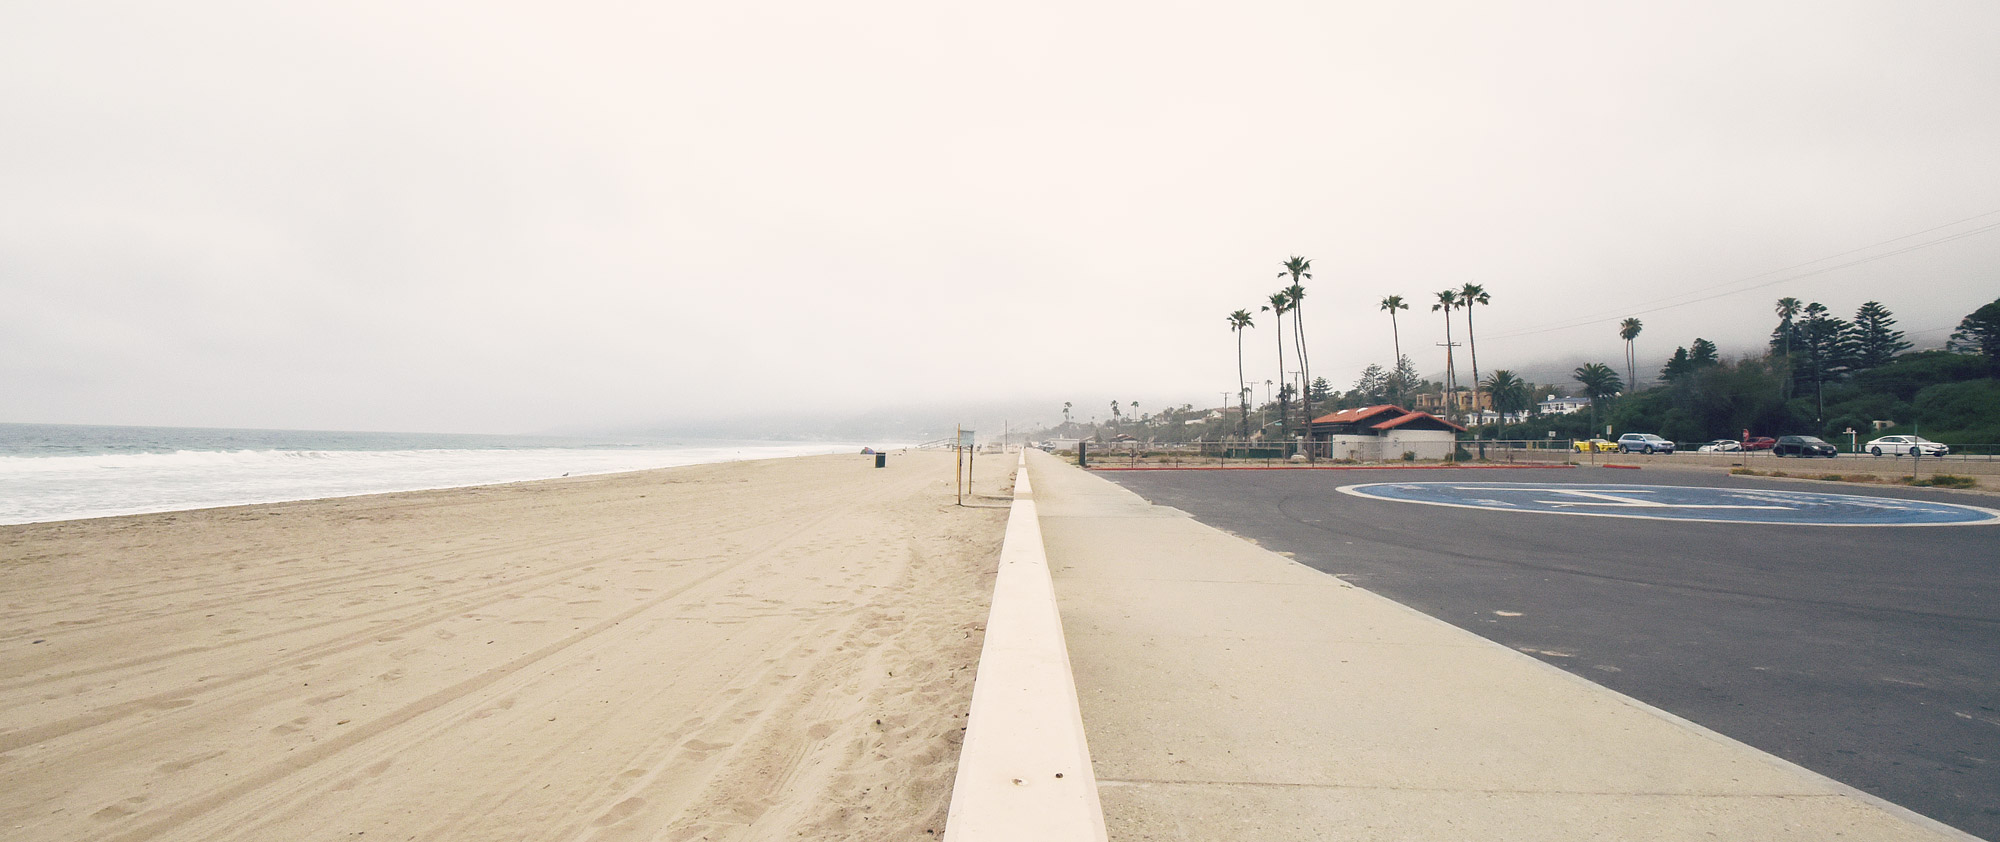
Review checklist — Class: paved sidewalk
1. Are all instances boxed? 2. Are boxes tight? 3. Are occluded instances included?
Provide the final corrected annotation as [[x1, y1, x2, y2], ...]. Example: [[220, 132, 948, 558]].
[[1023, 451, 1979, 841]]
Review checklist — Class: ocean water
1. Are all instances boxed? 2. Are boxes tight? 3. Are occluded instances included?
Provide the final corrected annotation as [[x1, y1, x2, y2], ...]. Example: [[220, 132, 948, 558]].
[[0, 423, 886, 526]]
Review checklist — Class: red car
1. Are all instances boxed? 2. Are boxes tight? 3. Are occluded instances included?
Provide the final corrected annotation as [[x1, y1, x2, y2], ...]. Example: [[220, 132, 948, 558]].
[[1744, 436, 1776, 451]]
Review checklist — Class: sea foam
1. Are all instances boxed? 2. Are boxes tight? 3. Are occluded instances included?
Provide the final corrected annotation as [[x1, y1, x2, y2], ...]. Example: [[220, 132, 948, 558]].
[[0, 442, 873, 525]]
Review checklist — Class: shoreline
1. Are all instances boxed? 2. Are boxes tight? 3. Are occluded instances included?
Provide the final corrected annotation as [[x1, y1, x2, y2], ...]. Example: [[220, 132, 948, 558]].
[[1, 450, 1008, 840], [1, 442, 897, 527]]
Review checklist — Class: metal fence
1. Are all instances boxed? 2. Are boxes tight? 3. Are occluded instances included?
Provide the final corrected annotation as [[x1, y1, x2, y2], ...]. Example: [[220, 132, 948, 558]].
[[1051, 437, 2000, 467]]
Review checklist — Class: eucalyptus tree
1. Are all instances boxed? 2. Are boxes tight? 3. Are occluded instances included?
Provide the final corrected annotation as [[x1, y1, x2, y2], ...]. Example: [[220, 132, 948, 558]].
[[1379, 295, 1409, 404], [1618, 317, 1643, 391], [1457, 284, 1491, 420], [1432, 289, 1462, 423], [1262, 291, 1293, 437], [1228, 309, 1255, 439], [1573, 362, 1624, 432], [1278, 256, 1314, 434]]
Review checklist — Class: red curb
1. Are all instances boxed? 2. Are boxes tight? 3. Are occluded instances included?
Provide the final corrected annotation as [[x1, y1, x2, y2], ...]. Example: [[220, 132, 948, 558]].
[[1087, 464, 1582, 472]]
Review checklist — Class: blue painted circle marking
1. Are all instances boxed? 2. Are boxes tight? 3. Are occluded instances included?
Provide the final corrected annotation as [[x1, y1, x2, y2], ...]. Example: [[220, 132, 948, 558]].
[[1336, 482, 2000, 526]]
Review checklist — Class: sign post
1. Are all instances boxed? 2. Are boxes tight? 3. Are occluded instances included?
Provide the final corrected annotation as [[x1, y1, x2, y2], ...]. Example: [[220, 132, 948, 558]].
[[956, 428, 976, 506]]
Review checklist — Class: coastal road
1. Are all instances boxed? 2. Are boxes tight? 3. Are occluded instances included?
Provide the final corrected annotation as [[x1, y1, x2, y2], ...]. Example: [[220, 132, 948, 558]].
[[1094, 467, 2000, 840]]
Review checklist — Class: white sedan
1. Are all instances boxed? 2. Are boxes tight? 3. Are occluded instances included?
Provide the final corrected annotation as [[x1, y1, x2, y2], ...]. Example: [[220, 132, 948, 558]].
[[1865, 435, 1949, 456], [1697, 439, 1743, 452]]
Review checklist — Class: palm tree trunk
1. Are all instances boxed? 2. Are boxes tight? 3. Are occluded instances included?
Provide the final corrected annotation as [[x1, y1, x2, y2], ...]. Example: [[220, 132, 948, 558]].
[[1464, 303, 1481, 429], [1442, 311, 1458, 426], [1236, 331, 1249, 440], [1294, 304, 1310, 456], [1390, 314, 1404, 406], [1273, 316, 1287, 441]]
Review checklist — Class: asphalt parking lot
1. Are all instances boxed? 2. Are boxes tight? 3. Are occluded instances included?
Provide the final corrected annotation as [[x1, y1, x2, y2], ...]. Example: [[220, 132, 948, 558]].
[[1096, 466, 2000, 840]]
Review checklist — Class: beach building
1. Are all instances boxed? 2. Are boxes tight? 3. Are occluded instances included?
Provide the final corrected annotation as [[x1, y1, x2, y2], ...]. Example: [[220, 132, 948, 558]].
[[1308, 404, 1466, 460]]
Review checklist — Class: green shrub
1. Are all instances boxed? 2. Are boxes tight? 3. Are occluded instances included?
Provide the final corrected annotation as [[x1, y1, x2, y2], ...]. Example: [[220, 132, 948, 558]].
[[1904, 474, 1978, 489]]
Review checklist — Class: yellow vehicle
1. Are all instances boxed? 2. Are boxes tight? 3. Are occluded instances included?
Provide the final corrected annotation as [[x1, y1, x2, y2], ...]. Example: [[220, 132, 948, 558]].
[[1573, 438, 1618, 453]]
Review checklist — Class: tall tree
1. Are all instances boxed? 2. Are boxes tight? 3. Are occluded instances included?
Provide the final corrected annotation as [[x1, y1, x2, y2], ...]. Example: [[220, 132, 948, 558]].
[[1661, 347, 1694, 382], [1618, 317, 1643, 391], [1573, 362, 1624, 432], [1229, 311, 1254, 439], [1261, 291, 1292, 438], [1062, 402, 1071, 425], [1797, 302, 1853, 421], [1948, 296, 2000, 369], [1772, 297, 1803, 398], [1458, 283, 1491, 422], [1353, 365, 1389, 404], [1689, 338, 1719, 366], [1379, 295, 1409, 405], [1432, 290, 1462, 424], [1484, 369, 1530, 420], [1393, 355, 1418, 405], [1278, 256, 1314, 441], [1848, 301, 1910, 370]]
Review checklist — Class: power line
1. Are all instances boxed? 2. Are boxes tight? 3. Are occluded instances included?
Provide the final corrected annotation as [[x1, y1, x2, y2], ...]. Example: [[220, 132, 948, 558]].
[[1485, 210, 2000, 341]]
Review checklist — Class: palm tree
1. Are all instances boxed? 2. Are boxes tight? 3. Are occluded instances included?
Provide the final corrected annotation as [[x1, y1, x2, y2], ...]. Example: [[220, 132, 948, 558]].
[[1484, 370, 1530, 422], [1432, 289, 1461, 424], [1262, 291, 1292, 438], [1278, 256, 1313, 443], [1379, 295, 1409, 405], [1458, 283, 1490, 426], [1618, 318, 1643, 391], [1774, 296, 1802, 399], [1573, 362, 1624, 433], [1062, 402, 1071, 426], [1229, 309, 1255, 439]]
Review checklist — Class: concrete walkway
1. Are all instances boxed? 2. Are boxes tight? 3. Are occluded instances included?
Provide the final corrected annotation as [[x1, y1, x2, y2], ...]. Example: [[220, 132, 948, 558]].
[[1023, 450, 1979, 841]]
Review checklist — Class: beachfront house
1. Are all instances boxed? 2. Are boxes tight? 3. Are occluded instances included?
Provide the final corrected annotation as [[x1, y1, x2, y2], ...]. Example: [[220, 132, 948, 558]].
[[1308, 405, 1466, 461], [1537, 395, 1592, 416]]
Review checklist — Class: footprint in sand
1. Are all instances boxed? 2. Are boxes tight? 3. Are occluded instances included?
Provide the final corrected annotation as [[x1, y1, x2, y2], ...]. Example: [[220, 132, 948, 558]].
[[679, 739, 732, 760], [155, 750, 227, 774], [91, 796, 148, 822], [272, 716, 311, 735], [591, 797, 646, 827], [472, 696, 517, 719]]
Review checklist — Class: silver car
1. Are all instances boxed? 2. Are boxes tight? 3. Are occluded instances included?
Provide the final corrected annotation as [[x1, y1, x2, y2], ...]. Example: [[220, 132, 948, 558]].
[[1617, 433, 1675, 454], [1864, 435, 1949, 456]]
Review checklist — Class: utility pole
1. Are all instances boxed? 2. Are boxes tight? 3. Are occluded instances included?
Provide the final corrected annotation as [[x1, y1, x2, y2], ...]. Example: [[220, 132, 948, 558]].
[[1436, 339, 1463, 426]]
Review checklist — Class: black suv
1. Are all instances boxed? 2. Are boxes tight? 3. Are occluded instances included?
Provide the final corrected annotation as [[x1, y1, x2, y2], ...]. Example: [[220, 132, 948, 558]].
[[1772, 435, 1838, 458]]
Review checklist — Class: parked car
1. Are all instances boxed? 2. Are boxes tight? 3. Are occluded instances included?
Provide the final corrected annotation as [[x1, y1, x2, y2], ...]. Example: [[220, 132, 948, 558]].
[[1864, 435, 1949, 456], [1697, 439, 1743, 452], [1617, 433, 1676, 454], [1743, 436, 1776, 451], [1572, 438, 1618, 453], [1772, 435, 1838, 457]]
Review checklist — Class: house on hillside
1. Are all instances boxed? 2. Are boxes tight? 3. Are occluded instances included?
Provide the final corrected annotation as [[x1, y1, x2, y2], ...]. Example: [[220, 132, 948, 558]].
[[1308, 405, 1466, 461], [1537, 396, 1592, 416]]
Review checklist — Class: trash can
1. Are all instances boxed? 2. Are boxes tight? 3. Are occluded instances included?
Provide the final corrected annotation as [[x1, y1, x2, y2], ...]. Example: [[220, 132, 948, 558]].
[[874, 452, 886, 468]]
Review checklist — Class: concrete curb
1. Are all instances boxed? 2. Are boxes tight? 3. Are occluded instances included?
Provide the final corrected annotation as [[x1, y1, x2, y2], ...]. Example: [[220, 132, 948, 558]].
[[942, 452, 1107, 842], [1088, 463, 1580, 472]]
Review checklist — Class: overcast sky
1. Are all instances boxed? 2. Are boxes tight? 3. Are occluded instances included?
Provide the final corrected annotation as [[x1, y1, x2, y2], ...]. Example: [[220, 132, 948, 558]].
[[5, 2, 1998, 434]]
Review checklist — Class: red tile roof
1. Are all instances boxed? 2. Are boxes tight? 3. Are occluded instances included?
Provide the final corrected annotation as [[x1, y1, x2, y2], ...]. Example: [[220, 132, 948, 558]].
[[1311, 404, 1408, 425], [1371, 411, 1468, 433]]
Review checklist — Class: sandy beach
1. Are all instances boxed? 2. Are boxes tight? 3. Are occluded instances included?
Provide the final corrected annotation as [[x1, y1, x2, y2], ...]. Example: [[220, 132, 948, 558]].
[[0, 450, 1010, 841]]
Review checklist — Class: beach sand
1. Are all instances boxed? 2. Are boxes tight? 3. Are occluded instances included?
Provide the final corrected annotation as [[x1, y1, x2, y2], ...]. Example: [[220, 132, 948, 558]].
[[0, 449, 1011, 841]]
